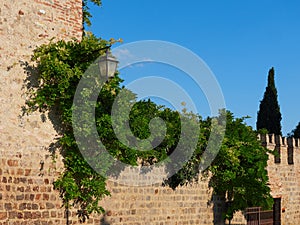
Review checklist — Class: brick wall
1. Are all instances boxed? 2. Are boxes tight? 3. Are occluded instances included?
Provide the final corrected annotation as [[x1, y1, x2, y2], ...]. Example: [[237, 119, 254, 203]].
[[1, 1, 300, 225], [261, 134, 300, 225], [101, 175, 215, 225], [94, 135, 300, 225], [0, 1, 87, 224]]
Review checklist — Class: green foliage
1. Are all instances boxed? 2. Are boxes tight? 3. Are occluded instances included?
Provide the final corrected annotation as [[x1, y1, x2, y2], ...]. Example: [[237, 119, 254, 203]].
[[166, 111, 274, 221], [256, 67, 282, 135], [26, 34, 201, 221], [26, 35, 115, 222], [164, 115, 210, 189], [289, 122, 300, 138], [24, 2, 274, 222], [26, 35, 273, 223], [209, 111, 273, 221], [257, 128, 269, 135]]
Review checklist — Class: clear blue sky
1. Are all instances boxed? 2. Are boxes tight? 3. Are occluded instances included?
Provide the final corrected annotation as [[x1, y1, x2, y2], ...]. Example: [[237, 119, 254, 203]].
[[87, 0, 300, 136]]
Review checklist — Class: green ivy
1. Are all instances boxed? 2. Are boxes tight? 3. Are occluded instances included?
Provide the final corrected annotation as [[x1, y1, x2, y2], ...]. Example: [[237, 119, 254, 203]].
[[209, 112, 274, 221], [26, 35, 273, 223], [26, 35, 115, 222], [166, 111, 274, 222], [26, 35, 198, 221]]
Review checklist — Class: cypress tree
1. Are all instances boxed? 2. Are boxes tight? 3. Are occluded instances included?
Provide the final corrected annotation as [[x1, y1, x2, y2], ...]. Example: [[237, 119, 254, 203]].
[[289, 122, 300, 138], [256, 67, 282, 135]]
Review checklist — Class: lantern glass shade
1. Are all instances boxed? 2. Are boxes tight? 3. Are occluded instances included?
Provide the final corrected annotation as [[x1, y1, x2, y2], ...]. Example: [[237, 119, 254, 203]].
[[98, 51, 118, 79]]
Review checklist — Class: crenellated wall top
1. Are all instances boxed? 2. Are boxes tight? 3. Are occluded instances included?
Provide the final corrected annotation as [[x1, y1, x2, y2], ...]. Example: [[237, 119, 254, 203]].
[[258, 133, 299, 148]]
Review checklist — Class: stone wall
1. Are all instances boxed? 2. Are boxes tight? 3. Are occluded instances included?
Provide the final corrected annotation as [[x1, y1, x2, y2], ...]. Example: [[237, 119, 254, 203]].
[[3, 131, 300, 224], [94, 135, 300, 225], [0, 1, 87, 224], [261, 134, 300, 225], [97, 169, 245, 225], [1, 1, 300, 225], [101, 174, 215, 225]]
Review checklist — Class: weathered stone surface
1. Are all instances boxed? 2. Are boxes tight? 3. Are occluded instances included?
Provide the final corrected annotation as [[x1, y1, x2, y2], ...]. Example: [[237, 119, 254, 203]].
[[0, 0, 86, 224], [0, 212, 7, 220], [0, 1, 300, 225]]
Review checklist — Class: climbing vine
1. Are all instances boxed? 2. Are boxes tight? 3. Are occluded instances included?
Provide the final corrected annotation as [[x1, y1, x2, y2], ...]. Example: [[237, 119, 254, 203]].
[[25, 35, 201, 221], [26, 35, 113, 222], [25, 35, 274, 222]]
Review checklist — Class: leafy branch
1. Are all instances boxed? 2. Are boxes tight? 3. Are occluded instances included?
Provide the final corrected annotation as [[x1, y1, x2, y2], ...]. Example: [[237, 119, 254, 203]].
[[25, 35, 273, 223]]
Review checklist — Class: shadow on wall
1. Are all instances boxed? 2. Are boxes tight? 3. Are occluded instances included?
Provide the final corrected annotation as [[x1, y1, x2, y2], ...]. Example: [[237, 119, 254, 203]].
[[20, 59, 249, 225], [211, 194, 247, 225], [100, 215, 111, 225], [210, 194, 226, 225], [20, 60, 65, 135], [20, 60, 64, 171]]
